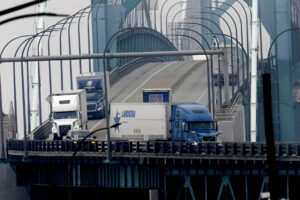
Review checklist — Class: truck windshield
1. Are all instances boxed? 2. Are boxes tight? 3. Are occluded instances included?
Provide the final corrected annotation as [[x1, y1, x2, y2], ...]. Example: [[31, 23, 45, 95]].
[[86, 91, 101, 101], [53, 111, 77, 119], [189, 122, 215, 130]]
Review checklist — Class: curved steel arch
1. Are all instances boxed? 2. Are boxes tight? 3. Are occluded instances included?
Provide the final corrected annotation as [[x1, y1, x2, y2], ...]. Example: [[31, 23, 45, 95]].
[[113, 27, 182, 67]]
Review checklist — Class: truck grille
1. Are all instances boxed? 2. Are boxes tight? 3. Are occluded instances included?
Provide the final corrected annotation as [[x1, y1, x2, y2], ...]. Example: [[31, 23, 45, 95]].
[[87, 104, 96, 111], [59, 125, 71, 137], [203, 136, 216, 142]]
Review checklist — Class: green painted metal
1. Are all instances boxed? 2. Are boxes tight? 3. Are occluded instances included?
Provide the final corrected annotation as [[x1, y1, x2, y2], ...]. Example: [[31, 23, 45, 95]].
[[142, 0, 152, 29], [217, 176, 236, 200], [115, 28, 181, 68], [122, 0, 141, 19]]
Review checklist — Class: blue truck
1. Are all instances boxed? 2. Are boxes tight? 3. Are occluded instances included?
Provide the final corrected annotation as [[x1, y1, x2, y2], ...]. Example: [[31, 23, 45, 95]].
[[109, 103, 218, 143], [77, 75, 105, 119], [110, 88, 218, 143]]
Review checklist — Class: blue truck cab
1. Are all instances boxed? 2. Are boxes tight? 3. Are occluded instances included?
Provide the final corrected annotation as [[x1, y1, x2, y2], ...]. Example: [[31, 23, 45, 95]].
[[171, 104, 218, 142], [77, 75, 105, 119]]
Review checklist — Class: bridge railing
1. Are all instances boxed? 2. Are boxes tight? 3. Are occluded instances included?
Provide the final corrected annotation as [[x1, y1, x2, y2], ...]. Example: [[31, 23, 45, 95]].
[[7, 140, 300, 158]]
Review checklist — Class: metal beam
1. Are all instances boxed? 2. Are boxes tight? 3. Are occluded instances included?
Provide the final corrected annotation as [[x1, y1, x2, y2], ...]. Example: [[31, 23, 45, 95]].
[[0, 50, 224, 63]]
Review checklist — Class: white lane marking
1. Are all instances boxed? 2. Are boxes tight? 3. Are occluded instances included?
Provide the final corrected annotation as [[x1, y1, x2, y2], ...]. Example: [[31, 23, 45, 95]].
[[121, 62, 175, 103], [196, 88, 208, 103], [90, 63, 174, 131], [89, 119, 104, 131]]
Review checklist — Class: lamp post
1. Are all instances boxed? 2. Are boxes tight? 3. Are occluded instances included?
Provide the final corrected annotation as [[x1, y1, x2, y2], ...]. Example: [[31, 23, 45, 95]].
[[153, 0, 158, 30], [160, 0, 169, 33], [235, 0, 251, 80], [68, 122, 121, 200], [207, 7, 240, 89], [178, 21, 224, 106], [165, 1, 186, 37], [189, 12, 235, 97], [179, 20, 226, 48], [170, 8, 189, 47], [175, 27, 216, 114], [171, 31, 212, 113], [102, 27, 135, 161], [0, 35, 32, 137], [211, 2, 246, 91]]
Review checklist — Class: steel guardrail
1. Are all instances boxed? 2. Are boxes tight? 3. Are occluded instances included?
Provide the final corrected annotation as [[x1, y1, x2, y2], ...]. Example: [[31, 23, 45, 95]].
[[27, 119, 52, 140], [7, 140, 300, 159], [109, 57, 163, 86]]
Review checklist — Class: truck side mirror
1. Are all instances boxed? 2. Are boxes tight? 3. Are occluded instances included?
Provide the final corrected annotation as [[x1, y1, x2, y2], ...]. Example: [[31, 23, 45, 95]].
[[215, 121, 218, 131], [182, 122, 189, 132]]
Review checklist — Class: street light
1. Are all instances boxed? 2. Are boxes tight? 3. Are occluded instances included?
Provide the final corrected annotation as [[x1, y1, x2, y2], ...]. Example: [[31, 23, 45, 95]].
[[68, 122, 121, 200], [160, 0, 169, 33], [0, 35, 32, 138], [102, 27, 136, 161], [207, 6, 240, 88], [193, 11, 235, 97], [171, 31, 213, 113], [211, 1, 246, 91], [165, 1, 187, 37], [72, 122, 121, 158], [177, 21, 224, 105], [175, 27, 216, 114]]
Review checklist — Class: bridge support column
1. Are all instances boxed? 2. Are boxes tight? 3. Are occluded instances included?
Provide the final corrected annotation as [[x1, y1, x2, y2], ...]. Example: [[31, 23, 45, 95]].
[[163, 175, 167, 200], [77, 163, 81, 186], [258, 176, 269, 200], [217, 176, 236, 200], [204, 176, 208, 200], [245, 176, 248, 200], [176, 176, 196, 200]]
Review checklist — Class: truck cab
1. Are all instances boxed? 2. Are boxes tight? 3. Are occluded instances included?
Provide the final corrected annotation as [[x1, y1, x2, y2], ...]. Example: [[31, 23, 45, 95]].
[[171, 104, 218, 142], [77, 76, 105, 119], [50, 90, 87, 140]]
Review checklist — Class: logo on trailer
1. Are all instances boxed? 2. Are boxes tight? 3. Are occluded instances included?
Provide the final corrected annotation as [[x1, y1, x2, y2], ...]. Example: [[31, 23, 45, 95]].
[[113, 109, 132, 132], [86, 81, 93, 87], [113, 110, 121, 132], [121, 110, 136, 118]]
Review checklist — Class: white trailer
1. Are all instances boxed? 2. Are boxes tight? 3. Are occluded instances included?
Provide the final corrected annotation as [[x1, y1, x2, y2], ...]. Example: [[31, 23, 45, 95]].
[[109, 103, 170, 141], [49, 90, 87, 140]]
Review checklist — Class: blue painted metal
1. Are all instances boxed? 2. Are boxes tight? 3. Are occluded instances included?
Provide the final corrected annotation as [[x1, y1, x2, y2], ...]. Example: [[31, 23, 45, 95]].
[[258, 176, 269, 200], [91, 1, 126, 72], [217, 176, 236, 200], [256, 0, 300, 142], [8, 156, 300, 199], [143, 90, 171, 103], [122, 0, 141, 19]]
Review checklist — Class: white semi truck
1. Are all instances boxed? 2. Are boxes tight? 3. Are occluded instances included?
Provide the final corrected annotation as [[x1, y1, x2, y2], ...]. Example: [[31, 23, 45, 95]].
[[49, 90, 88, 140]]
